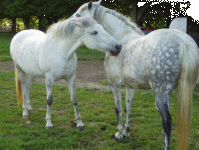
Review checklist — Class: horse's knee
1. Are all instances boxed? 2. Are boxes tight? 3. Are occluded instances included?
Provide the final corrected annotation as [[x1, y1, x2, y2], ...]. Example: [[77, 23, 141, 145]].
[[47, 94, 53, 106], [115, 107, 119, 122], [72, 100, 77, 106]]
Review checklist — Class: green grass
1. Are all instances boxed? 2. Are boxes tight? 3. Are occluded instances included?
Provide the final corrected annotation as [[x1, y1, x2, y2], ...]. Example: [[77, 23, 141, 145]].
[[1, 71, 199, 149], [98, 80, 126, 88], [98, 80, 109, 86], [76, 46, 105, 61], [0, 32, 15, 61], [0, 32, 106, 61]]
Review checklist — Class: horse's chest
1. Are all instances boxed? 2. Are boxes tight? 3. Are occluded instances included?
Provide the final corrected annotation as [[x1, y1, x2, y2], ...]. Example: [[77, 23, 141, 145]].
[[47, 54, 77, 80], [104, 54, 122, 85], [120, 50, 149, 89]]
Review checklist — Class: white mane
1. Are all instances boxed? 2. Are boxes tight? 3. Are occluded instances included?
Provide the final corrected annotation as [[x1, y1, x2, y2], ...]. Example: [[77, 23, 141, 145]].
[[79, 3, 145, 36], [46, 17, 96, 38]]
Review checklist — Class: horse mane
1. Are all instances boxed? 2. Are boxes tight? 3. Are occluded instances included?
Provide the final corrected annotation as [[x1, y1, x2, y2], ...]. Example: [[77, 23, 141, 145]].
[[79, 3, 145, 36], [46, 17, 96, 38]]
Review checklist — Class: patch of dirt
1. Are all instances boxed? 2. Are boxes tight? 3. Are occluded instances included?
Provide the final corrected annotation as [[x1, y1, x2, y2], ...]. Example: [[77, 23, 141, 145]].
[[0, 61, 14, 72], [0, 60, 110, 91]]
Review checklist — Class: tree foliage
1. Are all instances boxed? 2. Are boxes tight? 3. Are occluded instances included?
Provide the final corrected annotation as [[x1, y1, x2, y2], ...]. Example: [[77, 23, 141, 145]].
[[103, 0, 133, 17], [138, 3, 187, 29], [0, 0, 89, 31], [0, 0, 191, 32]]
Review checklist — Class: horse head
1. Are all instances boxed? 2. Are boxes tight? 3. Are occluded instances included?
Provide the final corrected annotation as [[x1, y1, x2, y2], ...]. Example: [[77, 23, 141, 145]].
[[71, 17, 121, 56]]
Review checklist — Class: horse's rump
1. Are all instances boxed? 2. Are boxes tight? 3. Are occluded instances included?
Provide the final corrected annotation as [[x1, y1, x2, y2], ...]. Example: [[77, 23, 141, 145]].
[[10, 30, 46, 75], [120, 29, 198, 90]]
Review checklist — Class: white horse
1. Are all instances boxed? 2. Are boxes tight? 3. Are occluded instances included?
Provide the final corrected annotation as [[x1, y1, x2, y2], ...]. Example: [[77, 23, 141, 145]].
[[72, 1, 199, 149], [10, 17, 121, 130]]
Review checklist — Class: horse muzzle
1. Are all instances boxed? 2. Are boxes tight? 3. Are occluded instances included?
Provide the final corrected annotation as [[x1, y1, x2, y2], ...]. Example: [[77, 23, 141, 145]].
[[110, 44, 122, 56]]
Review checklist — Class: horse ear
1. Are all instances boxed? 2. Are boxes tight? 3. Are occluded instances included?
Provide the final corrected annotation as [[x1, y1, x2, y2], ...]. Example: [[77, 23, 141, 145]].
[[97, 0, 102, 4], [88, 1, 93, 10]]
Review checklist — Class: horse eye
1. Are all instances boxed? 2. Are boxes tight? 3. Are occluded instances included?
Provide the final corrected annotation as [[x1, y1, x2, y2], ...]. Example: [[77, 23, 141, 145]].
[[76, 14, 81, 17], [92, 31, 98, 35]]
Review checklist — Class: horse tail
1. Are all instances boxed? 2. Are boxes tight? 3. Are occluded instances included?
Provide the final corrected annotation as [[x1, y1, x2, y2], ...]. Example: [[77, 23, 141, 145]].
[[177, 42, 199, 150], [15, 66, 23, 106]]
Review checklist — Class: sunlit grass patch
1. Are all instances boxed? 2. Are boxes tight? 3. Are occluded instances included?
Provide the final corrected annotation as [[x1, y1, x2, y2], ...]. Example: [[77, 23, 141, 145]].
[[98, 80, 109, 86]]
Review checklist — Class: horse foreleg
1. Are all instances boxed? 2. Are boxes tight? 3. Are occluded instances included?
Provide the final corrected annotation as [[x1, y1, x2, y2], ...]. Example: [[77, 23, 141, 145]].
[[67, 74, 84, 131], [109, 82, 123, 139], [45, 77, 54, 130], [26, 74, 33, 113], [155, 91, 172, 150], [123, 87, 135, 137]]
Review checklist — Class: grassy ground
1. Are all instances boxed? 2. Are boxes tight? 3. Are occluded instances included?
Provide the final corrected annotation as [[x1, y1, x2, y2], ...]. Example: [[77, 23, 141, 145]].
[[0, 32, 105, 61], [1, 71, 199, 149], [0, 32, 14, 61], [1, 32, 199, 149]]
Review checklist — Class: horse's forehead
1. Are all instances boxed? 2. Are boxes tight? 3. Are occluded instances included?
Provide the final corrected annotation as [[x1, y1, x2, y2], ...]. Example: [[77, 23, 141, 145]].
[[87, 24, 102, 31]]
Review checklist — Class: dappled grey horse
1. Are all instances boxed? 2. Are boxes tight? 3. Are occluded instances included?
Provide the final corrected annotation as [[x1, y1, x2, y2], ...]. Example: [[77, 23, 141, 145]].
[[72, 1, 199, 149]]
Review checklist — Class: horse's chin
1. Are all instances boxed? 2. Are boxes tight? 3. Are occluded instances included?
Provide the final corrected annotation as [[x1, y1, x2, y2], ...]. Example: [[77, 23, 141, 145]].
[[110, 50, 119, 56]]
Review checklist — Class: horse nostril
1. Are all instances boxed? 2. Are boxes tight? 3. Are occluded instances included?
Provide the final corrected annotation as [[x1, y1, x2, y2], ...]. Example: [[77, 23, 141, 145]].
[[115, 45, 122, 50]]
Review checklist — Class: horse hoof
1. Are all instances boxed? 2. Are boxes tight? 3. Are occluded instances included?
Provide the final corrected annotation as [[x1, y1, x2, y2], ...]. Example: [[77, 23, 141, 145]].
[[28, 109, 33, 113], [123, 131, 130, 137], [78, 126, 85, 131], [46, 126, 53, 130], [115, 132, 123, 139], [23, 115, 28, 119]]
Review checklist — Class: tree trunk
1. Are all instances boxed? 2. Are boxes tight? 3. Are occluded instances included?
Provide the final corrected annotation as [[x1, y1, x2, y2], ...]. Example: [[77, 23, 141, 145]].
[[39, 16, 44, 31], [133, 1, 138, 23], [11, 17, 16, 34], [24, 16, 30, 29]]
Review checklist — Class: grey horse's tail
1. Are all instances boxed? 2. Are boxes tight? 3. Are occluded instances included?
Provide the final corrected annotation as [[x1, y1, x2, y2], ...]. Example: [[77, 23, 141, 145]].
[[177, 42, 199, 149], [15, 66, 23, 106]]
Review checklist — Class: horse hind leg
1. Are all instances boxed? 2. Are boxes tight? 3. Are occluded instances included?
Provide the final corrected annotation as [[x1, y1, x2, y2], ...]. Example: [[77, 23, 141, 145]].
[[155, 90, 172, 150], [26, 74, 33, 113], [67, 74, 84, 131], [123, 87, 135, 137], [16, 66, 29, 119]]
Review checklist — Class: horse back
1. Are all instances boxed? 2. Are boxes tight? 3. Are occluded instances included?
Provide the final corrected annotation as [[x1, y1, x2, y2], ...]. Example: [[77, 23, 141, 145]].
[[120, 29, 198, 90]]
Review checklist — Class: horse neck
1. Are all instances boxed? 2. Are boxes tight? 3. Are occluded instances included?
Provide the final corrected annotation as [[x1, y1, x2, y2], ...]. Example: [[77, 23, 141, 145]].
[[102, 12, 143, 45], [46, 34, 83, 60]]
